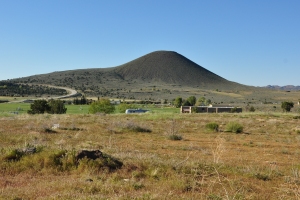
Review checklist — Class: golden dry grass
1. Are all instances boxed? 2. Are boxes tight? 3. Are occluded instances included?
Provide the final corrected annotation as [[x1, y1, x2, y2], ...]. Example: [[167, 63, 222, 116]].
[[1, 112, 300, 199]]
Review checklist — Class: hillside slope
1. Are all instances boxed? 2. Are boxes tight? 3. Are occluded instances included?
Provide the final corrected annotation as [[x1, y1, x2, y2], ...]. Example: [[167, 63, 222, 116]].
[[114, 51, 228, 87], [6, 50, 263, 101]]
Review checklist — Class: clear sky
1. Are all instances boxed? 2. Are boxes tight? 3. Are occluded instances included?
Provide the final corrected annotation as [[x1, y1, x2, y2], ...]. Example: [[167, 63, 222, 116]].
[[1, 1, 299, 86]]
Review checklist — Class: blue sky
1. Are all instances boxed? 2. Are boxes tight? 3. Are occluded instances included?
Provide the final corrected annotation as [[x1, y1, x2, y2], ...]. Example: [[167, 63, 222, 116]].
[[1, 1, 299, 86]]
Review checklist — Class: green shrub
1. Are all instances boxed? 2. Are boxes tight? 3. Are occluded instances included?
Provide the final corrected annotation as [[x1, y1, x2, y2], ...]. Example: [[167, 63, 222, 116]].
[[281, 101, 294, 112], [255, 173, 271, 181], [249, 106, 255, 112], [27, 99, 50, 114], [3, 149, 24, 161], [117, 103, 138, 113], [191, 107, 198, 113], [166, 119, 182, 140], [132, 182, 145, 190], [231, 107, 239, 113], [48, 99, 67, 114], [225, 122, 243, 133], [120, 121, 151, 133], [205, 122, 219, 132], [89, 98, 115, 114]]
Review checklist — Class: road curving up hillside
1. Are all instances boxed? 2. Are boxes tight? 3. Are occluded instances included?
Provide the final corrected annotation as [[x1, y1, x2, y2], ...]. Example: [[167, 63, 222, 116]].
[[47, 85, 78, 99], [8, 84, 78, 103]]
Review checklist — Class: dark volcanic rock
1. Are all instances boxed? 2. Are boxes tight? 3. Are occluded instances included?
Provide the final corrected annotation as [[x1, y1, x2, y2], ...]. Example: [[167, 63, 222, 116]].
[[75, 150, 123, 170], [76, 150, 103, 162]]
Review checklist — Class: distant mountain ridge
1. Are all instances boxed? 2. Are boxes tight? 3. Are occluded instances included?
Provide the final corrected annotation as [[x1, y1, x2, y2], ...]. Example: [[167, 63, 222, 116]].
[[264, 85, 300, 91]]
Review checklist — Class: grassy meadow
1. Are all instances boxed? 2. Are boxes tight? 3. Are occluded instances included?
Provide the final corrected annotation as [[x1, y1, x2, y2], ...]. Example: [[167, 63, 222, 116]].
[[1, 110, 300, 199], [0, 103, 179, 116], [0, 103, 90, 115]]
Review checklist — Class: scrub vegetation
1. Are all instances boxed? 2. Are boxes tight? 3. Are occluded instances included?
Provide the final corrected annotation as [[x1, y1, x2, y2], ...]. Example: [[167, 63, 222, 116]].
[[1, 50, 300, 199], [1, 111, 300, 199]]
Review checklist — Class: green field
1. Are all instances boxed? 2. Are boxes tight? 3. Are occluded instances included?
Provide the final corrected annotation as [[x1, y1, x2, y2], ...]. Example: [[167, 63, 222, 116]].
[[0, 103, 179, 115], [0, 103, 90, 115], [0, 103, 30, 114]]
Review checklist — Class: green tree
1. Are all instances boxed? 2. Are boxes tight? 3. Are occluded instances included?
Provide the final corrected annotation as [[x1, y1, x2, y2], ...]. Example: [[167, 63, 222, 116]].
[[281, 101, 294, 112], [187, 96, 196, 106], [73, 97, 79, 105], [205, 99, 212, 105], [196, 97, 206, 106], [48, 99, 67, 114], [27, 100, 50, 114], [182, 100, 191, 106], [89, 98, 115, 114], [80, 95, 87, 105], [174, 97, 183, 108]]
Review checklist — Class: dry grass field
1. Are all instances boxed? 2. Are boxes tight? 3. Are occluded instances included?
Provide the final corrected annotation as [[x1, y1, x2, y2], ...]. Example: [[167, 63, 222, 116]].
[[1, 111, 300, 199]]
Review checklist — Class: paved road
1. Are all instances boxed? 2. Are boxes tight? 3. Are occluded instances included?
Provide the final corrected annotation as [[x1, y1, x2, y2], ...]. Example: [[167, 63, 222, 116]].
[[9, 85, 78, 103], [47, 85, 78, 99]]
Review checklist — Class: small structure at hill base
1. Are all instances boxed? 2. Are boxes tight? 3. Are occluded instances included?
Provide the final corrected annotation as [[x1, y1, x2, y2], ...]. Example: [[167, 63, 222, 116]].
[[125, 108, 149, 114], [180, 105, 242, 113]]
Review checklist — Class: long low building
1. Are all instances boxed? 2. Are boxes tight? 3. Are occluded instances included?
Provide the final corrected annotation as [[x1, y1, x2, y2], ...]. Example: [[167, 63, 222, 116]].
[[180, 106, 242, 113]]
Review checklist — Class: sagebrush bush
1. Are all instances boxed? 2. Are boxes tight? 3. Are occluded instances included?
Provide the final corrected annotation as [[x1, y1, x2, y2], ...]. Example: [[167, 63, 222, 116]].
[[168, 134, 183, 141], [225, 122, 243, 133], [249, 106, 255, 112], [121, 121, 151, 133], [205, 122, 219, 132], [166, 119, 183, 140], [255, 173, 271, 181], [3, 149, 24, 161]]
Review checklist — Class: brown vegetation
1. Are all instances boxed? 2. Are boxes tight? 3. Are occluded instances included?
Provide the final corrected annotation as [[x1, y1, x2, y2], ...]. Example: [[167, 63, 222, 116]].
[[1, 112, 300, 199]]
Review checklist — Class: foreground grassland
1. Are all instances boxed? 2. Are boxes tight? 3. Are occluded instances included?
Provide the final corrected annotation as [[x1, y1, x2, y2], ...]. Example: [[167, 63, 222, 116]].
[[1, 112, 300, 199]]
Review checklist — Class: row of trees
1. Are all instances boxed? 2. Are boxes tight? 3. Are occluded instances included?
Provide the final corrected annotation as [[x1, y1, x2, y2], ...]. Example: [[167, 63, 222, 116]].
[[73, 96, 90, 105], [28, 99, 67, 114], [173, 96, 212, 108], [0, 82, 67, 96], [27, 98, 297, 115], [27, 98, 116, 114], [173, 96, 296, 113]]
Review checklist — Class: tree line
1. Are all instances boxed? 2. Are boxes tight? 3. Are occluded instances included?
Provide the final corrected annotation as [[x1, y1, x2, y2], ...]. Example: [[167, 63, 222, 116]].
[[0, 82, 67, 97], [28, 99, 67, 114], [173, 96, 212, 108], [26, 97, 297, 115]]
